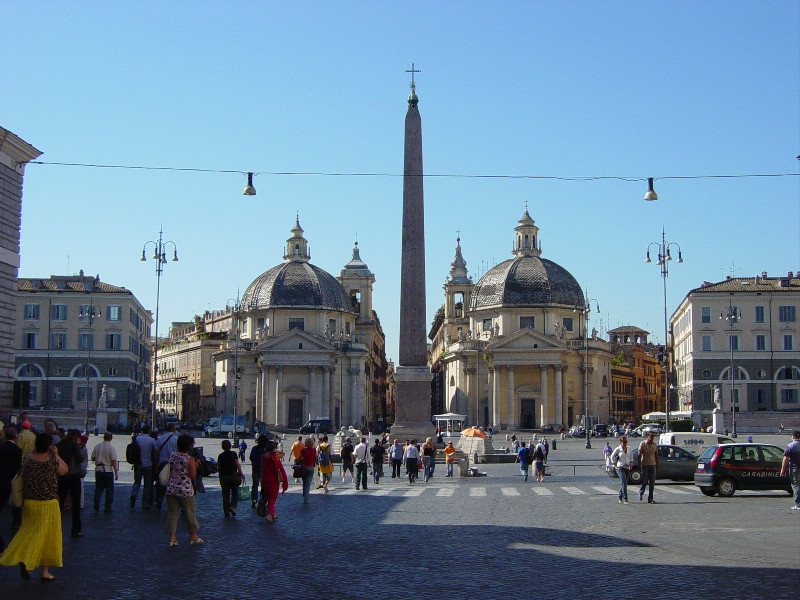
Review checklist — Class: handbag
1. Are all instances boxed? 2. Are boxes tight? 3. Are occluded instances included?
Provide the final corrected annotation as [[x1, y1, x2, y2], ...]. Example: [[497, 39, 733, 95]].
[[292, 463, 304, 479], [158, 462, 171, 487], [236, 477, 251, 502], [256, 499, 267, 518]]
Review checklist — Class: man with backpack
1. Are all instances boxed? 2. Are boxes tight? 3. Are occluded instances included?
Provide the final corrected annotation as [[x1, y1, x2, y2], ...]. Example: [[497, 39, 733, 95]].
[[515, 441, 532, 481], [316, 436, 333, 494], [154, 423, 178, 510], [129, 425, 157, 510]]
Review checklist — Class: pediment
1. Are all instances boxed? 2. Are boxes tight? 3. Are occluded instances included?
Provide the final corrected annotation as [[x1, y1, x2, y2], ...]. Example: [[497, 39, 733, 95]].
[[488, 328, 564, 351], [256, 329, 334, 352]]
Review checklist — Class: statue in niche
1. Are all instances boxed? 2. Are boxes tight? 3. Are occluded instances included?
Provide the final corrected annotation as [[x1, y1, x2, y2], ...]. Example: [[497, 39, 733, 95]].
[[713, 385, 722, 410], [445, 331, 451, 345]]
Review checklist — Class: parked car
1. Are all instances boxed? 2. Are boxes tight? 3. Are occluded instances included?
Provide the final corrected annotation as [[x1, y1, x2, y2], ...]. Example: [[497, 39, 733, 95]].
[[626, 444, 698, 483], [299, 418, 333, 435], [694, 443, 792, 497], [593, 424, 609, 437]]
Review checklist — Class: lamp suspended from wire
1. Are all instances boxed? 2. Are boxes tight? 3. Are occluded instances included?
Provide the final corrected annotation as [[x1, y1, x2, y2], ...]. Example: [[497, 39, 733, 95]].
[[242, 172, 256, 196], [644, 177, 658, 201]]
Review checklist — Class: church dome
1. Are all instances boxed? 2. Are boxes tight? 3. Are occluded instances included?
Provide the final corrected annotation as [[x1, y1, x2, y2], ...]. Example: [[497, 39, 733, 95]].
[[470, 208, 584, 310], [470, 256, 584, 310], [241, 219, 354, 313]]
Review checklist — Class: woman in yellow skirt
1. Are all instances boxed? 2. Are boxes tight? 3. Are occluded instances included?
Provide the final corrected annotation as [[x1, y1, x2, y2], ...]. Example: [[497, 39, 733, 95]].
[[0, 432, 68, 581]]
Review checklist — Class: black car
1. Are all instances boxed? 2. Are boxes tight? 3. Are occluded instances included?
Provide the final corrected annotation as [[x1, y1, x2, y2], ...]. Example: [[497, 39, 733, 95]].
[[299, 418, 333, 435], [694, 443, 792, 497], [627, 444, 698, 483]]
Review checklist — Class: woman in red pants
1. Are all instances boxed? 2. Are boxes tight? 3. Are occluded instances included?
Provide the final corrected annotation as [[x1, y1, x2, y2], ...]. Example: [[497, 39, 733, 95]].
[[259, 441, 287, 524]]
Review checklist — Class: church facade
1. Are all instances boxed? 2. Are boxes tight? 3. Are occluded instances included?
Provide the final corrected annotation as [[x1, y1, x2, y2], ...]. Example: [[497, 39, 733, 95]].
[[429, 209, 613, 430], [211, 219, 388, 431]]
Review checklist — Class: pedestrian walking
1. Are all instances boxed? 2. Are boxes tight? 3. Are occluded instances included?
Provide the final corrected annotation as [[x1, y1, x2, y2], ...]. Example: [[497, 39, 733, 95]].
[[217, 440, 244, 518], [238, 438, 247, 462], [130, 425, 158, 510], [532, 441, 546, 482], [56, 429, 85, 538], [637, 431, 659, 503], [165, 434, 203, 546], [316, 436, 333, 493], [340, 437, 354, 484], [289, 435, 304, 483], [249, 435, 268, 508], [259, 441, 287, 523], [421, 438, 436, 482], [353, 437, 370, 490], [603, 441, 613, 475], [0, 433, 68, 581], [515, 441, 531, 481], [389, 439, 403, 478], [90, 432, 118, 513], [610, 436, 633, 504], [403, 438, 420, 484], [371, 439, 386, 484], [0, 426, 22, 550], [779, 429, 800, 511], [299, 438, 317, 504], [542, 437, 549, 463], [443, 440, 456, 477]]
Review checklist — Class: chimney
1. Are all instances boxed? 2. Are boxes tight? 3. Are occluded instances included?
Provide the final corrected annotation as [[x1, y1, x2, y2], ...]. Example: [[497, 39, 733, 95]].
[[762, 271, 768, 278]]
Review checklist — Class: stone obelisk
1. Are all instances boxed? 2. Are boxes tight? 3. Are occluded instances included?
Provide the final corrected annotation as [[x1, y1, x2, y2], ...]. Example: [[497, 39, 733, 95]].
[[392, 64, 434, 439]]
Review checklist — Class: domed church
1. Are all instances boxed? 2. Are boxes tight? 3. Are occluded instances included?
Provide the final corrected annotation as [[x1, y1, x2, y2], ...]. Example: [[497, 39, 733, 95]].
[[429, 209, 612, 430], [213, 219, 388, 431]]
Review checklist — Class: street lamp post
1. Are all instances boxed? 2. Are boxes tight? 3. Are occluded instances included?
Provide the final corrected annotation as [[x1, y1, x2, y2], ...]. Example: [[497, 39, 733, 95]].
[[645, 228, 683, 433], [227, 297, 241, 446], [140, 228, 179, 429], [720, 299, 739, 438], [79, 301, 98, 434], [576, 295, 600, 449]]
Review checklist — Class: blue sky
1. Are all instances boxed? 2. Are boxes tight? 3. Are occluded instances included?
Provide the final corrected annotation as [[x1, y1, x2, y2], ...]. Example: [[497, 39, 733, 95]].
[[2, 2, 798, 360]]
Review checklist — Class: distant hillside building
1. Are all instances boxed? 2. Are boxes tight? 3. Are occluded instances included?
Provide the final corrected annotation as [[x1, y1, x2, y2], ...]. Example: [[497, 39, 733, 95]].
[[671, 272, 800, 431], [607, 326, 665, 424], [15, 272, 152, 429]]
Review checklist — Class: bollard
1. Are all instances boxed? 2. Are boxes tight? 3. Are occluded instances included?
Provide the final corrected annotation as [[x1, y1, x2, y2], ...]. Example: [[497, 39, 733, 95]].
[[552, 439, 557, 451]]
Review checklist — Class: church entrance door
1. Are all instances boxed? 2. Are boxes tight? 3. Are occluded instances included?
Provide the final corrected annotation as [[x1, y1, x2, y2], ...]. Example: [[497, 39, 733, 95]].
[[288, 398, 304, 429], [520, 398, 536, 429]]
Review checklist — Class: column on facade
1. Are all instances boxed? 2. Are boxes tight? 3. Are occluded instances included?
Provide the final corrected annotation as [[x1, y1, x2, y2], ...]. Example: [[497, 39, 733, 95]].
[[506, 365, 516, 429], [307, 365, 316, 418], [260, 365, 269, 425], [554, 366, 563, 426], [349, 365, 361, 427], [322, 366, 330, 420], [540, 364, 549, 426], [464, 365, 475, 425], [491, 366, 500, 428], [274, 366, 283, 427]]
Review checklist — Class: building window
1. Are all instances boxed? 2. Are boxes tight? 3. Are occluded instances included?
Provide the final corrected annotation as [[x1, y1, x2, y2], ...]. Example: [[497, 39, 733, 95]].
[[78, 333, 94, 351], [701, 307, 711, 323], [23, 332, 37, 349], [754, 306, 765, 323], [482, 318, 492, 332], [519, 316, 534, 330], [702, 369, 712, 379], [107, 305, 121, 321], [51, 304, 67, 321], [784, 335, 793, 351], [106, 333, 121, 350], [757, 368, 767, 379], [52, 386, 62, 402], [728, 335, 738, 351], [24, 304, 40, 320], [79, 304, 94, 322], [108, 367, 118, 376], [702, 335, 712, 351], [755, 334, 766, 351], [50, 332, 67, 350], [779, 306, 796, 322], [288, 318, 304, 331], [21, 364, 39, 377], [562, 317, 573, 332], [780, 389, 798, 404]]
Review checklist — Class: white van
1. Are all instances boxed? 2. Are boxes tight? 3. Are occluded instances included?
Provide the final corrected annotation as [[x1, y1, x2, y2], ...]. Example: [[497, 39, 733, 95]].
[[659, 432, 734, 453]]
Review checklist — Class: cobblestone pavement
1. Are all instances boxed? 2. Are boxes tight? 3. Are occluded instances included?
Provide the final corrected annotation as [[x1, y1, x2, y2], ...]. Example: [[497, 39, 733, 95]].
[[0, 435, 797, 599]]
